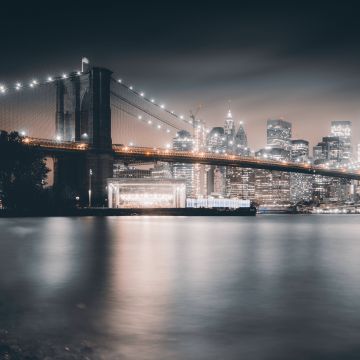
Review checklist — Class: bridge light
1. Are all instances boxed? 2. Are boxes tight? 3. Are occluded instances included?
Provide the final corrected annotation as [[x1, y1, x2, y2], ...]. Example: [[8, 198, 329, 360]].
[[55, 135, 62, 141], [62, 73, 68, 79], [118, 79, 122, 83], [129, 142, 134, 146], [129, 86, 133, 90], [166, 129, 171, 133], [76, 71, 81, 75], [166, 143, 171, 149], [0, 86, 5, 94], [148, 120, 152, 124], [157, 124, 161, 129], [47, 76, 53, 82], [138, 115, 142, 120], [150, 99, 155, 103], [32, 80, 38, 85], [140, 92, 145, 97], [29, 83, 34, 88]]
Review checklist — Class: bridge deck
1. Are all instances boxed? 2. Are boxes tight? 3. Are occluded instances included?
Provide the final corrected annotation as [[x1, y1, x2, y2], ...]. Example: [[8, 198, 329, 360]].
[[22, 137, 360, 180]]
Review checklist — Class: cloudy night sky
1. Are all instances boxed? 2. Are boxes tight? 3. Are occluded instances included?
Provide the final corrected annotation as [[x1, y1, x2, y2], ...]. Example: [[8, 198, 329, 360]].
[[1, 0, 360, 151]]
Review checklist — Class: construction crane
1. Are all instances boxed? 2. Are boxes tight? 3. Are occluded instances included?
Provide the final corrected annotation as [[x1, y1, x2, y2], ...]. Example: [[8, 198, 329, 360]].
[[189, 103, 203, 129]]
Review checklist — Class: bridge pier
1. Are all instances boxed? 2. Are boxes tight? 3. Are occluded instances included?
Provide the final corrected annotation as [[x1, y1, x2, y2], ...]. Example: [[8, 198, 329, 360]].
[[85, 152, 113, 207], [53, 154, 87, 205]]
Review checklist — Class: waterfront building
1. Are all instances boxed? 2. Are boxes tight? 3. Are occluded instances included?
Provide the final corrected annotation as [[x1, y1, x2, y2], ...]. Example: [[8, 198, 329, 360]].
[[186, 198, 251, 208], [226, 167, 256, 200], [107, 178, 186, 208], [331, 121, 352, 161]]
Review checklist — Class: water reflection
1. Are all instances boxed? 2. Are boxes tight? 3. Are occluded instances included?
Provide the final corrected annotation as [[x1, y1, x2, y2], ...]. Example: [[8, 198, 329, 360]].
[[0, 216, 360, 359]]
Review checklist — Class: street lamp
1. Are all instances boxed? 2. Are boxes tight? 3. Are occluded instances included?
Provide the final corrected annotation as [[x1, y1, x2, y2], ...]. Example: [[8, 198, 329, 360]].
[[88, 169, 93, 207]]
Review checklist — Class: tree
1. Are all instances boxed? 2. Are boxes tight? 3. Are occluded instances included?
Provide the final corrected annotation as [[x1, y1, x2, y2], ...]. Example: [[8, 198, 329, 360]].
[[0, 131, 49, 211]]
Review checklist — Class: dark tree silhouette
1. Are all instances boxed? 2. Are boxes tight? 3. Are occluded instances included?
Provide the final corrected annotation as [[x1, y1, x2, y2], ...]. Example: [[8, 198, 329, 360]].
[[0, 131, 49, 210]]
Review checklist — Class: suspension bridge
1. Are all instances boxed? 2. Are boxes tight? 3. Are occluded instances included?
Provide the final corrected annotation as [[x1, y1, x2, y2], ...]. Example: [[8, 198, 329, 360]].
[[1, 63, 360, 205]]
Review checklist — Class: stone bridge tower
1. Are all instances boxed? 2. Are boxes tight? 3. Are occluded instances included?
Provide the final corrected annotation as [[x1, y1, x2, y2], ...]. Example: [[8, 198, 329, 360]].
[[54, 66, 113, 206]]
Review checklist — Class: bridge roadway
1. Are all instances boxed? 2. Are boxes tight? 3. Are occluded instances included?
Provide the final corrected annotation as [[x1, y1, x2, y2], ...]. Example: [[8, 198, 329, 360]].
[[24, 136, 360, 181]]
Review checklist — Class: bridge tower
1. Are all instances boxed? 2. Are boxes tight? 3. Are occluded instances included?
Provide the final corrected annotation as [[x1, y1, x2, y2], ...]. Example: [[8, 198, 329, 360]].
[[54, 67, 113, 206]]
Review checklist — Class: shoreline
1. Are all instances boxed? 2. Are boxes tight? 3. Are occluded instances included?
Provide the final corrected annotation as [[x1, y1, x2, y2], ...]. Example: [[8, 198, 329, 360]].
[[0, 207, 256, 218]]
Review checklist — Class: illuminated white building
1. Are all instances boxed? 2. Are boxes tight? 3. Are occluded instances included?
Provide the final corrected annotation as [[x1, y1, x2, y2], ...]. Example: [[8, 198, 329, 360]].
[[186, 198, 250, 208], [107, 178, 186, 208]]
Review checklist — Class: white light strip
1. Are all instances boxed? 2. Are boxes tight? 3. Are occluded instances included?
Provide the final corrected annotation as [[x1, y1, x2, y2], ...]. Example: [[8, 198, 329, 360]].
[[112, 76, 193, 128], [0, 70, 84, 95]]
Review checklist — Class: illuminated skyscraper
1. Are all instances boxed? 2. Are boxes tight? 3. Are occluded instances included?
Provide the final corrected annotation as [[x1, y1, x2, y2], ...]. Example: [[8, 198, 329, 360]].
[[172, 130, 195, 197], [290, 139, 312, 204], [224, 105, 235, 138], [207, 127, 227, 196], [313, 135, 350, 203], [291, 139, 309, 161], [227, 118, 254, 199], [234, 121, 249, 156], [254, 120, 292, 207], [331, 121, 352, 161], [267, 119, 292, 151]]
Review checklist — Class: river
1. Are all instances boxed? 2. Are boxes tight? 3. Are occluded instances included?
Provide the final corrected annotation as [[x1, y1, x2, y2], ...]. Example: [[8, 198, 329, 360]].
[[0, 215, 360, 359]]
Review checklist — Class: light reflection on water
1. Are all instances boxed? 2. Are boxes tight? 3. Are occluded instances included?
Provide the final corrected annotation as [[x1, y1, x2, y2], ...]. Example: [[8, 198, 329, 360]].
[[0, 215, 360, 359]]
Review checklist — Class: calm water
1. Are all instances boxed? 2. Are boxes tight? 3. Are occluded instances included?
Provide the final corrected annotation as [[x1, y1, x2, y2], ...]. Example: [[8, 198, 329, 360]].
[[1, 215, 360, 359]]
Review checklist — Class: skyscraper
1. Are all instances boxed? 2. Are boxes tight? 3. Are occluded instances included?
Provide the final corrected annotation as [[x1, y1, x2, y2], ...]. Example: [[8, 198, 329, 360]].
[[291, 139, 309, 161], [267, 119, 292, 151], [254, 119, 292, 207], [172, 130, 195, 197], [313, 135, 350, 203], [207, 127, 227, 195], [331, 121, 352, 161], [234, 121, 249, 156], [290, 139, 312, 204]]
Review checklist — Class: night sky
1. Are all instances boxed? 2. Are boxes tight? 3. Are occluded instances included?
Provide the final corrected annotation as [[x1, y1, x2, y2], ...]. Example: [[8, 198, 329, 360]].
[[2, 0, 360, 151]]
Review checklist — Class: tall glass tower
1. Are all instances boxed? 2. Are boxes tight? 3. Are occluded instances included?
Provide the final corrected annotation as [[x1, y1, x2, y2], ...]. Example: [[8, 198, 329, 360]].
[[331, 121, 352, 161]]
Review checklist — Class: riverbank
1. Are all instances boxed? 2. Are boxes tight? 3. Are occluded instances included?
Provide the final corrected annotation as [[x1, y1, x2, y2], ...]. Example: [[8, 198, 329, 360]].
[[0, 207, 256, 217]]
